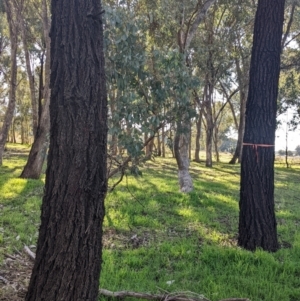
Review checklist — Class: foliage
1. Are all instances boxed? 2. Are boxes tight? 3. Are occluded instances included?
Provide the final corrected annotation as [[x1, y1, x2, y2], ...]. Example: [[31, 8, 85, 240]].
[[278, 149, 294, 156]]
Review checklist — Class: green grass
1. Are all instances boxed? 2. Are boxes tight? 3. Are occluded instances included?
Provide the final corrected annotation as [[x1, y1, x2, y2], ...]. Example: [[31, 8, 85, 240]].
[[1, 146, 300, 301]]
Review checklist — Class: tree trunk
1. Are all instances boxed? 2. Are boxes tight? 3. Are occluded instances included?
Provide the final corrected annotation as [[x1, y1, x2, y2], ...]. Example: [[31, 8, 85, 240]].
[[229, 92, 246, 164], [19, 5, 38, 138], [194, 108, 203, 162], [229, 57, 248, 164], [188, 121, 192, 160], [238, 0, 285, 252], [213, 126, 219, 163], [157, 129, 161, 156], [204, 82, 214, 168], [162, 124, 165, 157], [25, 0, 107, 300], [0, 0, 18, 165], [20, 0, 51, 179], [174, 120, 193, 192]]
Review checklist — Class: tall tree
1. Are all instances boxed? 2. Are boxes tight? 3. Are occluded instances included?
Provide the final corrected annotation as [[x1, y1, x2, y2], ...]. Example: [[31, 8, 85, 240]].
[[238, 0, 285, 252], [25, 0, 107, 300], [174, 0, 216, 192], [20, 0, 51, 179], [0, 0, 19, 165]]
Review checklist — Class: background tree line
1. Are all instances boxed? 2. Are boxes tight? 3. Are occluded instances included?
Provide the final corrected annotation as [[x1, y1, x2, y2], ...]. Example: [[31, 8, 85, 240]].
[[1, 0, 299, 183]]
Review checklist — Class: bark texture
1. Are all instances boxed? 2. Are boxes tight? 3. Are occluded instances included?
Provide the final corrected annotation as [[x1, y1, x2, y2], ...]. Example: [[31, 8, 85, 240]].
[[174, 120, 193, 193], [20, 0, 51, 179], [174, 0, 216, 192], [25, 0, 107, 300], [238, 0, 285, 252]]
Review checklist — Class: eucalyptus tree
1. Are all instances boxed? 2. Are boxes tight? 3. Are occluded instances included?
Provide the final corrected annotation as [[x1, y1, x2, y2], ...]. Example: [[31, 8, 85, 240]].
[[103, 1, 208, 188], [25, 0, 107, 299], [0, 0, 19, 165], [238, 0, 285, 252], [191, 0, 246, 167], [20, 0, 51, 179], [15, 0, 40, 138]]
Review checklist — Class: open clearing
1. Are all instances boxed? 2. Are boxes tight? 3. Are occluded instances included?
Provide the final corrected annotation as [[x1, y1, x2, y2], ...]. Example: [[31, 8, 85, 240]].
[[1, 145, 300, 301]]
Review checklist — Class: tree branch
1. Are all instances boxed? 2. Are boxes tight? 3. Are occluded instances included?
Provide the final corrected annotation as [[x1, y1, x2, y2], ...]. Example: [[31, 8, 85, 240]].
[[99, 289, 251, 301], [184, 0, 217, 50], [281, 1, 296, 51]]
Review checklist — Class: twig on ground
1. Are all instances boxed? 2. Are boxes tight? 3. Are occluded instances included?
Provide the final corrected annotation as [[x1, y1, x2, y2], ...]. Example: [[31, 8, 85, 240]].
[[99, 288, 251, 301], [24, 245, 36, 261], [0, 275, 10, 285], [4, 253, 16, 260], [99, 288, 210, 301]]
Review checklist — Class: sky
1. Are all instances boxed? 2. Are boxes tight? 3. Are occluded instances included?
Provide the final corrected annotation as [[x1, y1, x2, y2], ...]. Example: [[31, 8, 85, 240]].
[[275, 126, 300, 151], [275, 109, 300, 151]]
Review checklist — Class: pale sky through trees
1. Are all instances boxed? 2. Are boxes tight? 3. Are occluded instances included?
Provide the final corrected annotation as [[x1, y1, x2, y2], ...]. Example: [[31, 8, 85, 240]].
[[275, 108, 300, 151]]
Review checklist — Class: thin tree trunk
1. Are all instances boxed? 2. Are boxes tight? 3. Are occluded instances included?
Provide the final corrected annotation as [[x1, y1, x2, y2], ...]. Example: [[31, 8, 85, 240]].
[[157, 129, 161, 156], [18, 3, 38, 138], [38, 53, 45, 123], [109, 89, 118, 156], [214, 127, 219, 163], [188, 121, 192, 160], [0, 0, 18, 165], [238, 0, 285, 252], [194, 108, 203, 162], [12, 120, 16, 143], [162, 124, 165, 157], [204, 83, 214, 168], [229, 57, 248, 164], [25, 0, 107, 300], [20, 0, 50, 179]]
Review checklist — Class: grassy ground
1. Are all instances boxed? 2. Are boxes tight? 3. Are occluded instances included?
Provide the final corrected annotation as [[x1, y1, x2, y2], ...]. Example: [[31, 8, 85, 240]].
[[1, 145, 300, 301]]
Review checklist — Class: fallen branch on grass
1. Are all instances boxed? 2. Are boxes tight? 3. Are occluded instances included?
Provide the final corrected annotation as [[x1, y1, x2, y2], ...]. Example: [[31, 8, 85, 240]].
[[22, 249, 251, 301], [99, 288, 251, 301], [24, 245, 35, 261]]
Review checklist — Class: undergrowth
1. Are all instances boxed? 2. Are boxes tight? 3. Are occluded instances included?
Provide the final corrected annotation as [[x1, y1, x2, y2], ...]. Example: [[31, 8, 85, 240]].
[[1, 144, 300, 301]]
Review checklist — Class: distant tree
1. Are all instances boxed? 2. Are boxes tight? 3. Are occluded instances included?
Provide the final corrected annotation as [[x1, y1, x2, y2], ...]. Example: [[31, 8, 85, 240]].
[[295, 145, 300, 156], [0, 0, 19, 165], [25, 0, 107, 300], [238, 0, 285, 252]]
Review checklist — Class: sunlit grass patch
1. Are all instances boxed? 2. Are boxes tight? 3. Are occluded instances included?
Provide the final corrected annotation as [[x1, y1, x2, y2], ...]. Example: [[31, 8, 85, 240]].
[[0, 146, 43, 258], [1, 147, 300, 301]]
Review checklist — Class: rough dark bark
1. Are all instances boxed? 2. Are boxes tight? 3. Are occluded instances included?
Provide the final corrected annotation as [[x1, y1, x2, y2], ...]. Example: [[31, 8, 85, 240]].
[[25, 0, 107, 300], [238, 0, 285, 252], [0, 0, 18, 165], [20, 0, 50, 179]]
